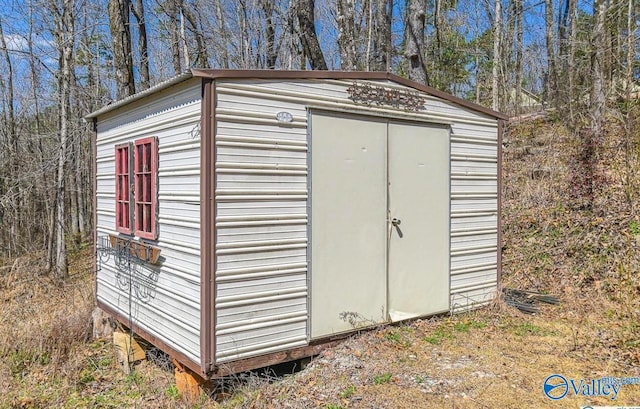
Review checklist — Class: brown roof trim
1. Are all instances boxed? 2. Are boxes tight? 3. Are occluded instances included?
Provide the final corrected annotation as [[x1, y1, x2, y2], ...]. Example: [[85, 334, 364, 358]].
[[200, 78, 215, 375], [191, 69, 508, 120], [97, 300, 205, 377]]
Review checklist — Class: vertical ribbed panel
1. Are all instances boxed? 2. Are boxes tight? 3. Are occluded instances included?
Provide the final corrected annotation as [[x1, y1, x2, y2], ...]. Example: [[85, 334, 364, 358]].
[[213, 78, 499, 363], [95, 79, 202, 365], [449, 124, 499, 311]]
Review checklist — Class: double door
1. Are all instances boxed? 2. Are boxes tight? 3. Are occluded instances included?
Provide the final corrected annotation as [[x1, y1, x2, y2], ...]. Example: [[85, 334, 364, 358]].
[[310, 111, 450, 339]]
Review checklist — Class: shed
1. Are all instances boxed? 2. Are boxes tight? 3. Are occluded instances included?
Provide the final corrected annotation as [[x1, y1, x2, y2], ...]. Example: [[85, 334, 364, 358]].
[[87, 69, 507, 378]]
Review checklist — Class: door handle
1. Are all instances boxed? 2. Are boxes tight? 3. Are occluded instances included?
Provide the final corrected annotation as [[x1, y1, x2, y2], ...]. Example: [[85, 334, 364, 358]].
[[391, 218, 401, 227]]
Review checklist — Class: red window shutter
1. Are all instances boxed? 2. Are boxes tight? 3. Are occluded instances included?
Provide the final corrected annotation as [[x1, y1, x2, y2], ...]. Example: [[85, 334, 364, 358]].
[[115, 144, 133, 234], [133, 137, 158, 240]]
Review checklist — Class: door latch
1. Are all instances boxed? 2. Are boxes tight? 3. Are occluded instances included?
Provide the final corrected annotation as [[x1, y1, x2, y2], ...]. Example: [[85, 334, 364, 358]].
[[391, 218, 401, 227]]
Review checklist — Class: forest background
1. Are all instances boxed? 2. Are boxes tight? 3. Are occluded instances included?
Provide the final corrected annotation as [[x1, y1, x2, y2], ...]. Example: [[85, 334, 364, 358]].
[[0, 0, 636, 278]]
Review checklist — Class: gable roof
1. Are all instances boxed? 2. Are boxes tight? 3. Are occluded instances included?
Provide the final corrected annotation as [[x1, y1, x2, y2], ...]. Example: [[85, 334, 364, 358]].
[[86, 69, 508, 121]]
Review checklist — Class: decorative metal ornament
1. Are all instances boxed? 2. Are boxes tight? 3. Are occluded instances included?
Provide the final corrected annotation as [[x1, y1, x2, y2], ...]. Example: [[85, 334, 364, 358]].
[[347, 81, 426, 111], [96, 235, 159, 304]]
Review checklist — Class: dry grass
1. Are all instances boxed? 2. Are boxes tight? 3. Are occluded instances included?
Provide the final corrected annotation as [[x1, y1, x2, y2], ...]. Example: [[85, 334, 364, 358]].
[[0, 246, 212, 409], [2, 116, 640, 408], [228, 303, 640, 408]]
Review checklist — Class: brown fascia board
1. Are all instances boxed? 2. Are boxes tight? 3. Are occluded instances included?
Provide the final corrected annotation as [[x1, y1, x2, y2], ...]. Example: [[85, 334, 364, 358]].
[[190, 68, 508, 121]]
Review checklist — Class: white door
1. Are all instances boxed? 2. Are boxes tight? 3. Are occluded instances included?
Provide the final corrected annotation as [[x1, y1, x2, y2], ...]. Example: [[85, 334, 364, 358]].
[[310, 112, 388, 339], [388, 122, 450, 321], [310, 112, 450, 339]]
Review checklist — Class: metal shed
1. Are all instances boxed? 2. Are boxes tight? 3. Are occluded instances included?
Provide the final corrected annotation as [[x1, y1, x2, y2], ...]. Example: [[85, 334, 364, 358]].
[[87, 69, 507, 379]]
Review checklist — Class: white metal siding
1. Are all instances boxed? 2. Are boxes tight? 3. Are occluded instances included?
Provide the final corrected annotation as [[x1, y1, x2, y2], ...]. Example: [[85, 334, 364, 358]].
[[214, 85, 308, 362], [213, 78, 499, 362], [95, 79, 202, 365]]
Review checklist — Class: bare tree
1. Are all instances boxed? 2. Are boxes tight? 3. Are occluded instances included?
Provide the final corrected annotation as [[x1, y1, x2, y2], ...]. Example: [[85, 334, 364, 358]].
[[336, 0, 358, 70], [590, 0, 606, 136], [259, 0, 281, 69], [163, 0, 183, 74], [182, 5, 209, 67], [371, 0, 392, 71], [108, 0, 135, 99], [131, 0, 151, 90], [295, 0, 328, 70], [0, 18, 17, 256], [544, 0, 556, 106], [405, 0, 429, 84], [492, 0, 502, 110], [514, 0, 523, 114], [215, 0, 230, 68], [567, 0, 577, 120], [47, 0, 76, 278]]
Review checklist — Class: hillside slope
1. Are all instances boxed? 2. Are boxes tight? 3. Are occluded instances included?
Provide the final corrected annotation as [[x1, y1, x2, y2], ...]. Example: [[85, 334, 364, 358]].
[[1, 116, 640, 408]]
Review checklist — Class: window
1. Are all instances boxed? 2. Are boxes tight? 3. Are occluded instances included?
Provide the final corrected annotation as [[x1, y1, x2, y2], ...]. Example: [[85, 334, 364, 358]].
[[134, 137, 158, 239], [115, 144, 132, 234], [114, 137, 158, 240]]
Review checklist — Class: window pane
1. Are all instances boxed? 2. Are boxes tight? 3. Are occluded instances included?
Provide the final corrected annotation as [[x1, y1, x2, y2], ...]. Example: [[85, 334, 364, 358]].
[[136, 173, 143, 201], [144, 204, 151, 232], [144, 143, 151, 172], [120, 148, 126, 174], [136, 203, 143, 231], [144, 174, 150, 202]]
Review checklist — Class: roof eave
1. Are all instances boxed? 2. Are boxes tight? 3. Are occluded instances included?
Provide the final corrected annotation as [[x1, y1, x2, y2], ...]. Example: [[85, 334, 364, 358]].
[[84, 72, 194, 120], [191, 69, 508, 121], [86, 69, 508, 122]]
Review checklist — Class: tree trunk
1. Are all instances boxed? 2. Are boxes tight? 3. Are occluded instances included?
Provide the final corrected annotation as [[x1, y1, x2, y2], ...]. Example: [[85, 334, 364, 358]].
[[75, 142, 86, 235], [366, 0, 373, 70], [166, 0, 183, 74], [492, 0, 502, 110], [215, 0, 230, 68], [545, 0, 556, 106], [590, 0, 606, 137], [371, 0, 392, 71], [0, 18, 18, 254], [567, 0, 577, 120], [53, 0, 75, 279], [337, 0, 358, 70], [515, 0, 523, 115], [238, 0, 250, 68], [626, 0, 635, 98], [405, 0, 429, 85], [179, 6, 190, 69], [261, 0, 278, 68], [108, 0, 135, 99], [182, 6, 209, 67], [295, 0, 328, 70], [504, 0, 515, 102], [131, 0, 150, 90]]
